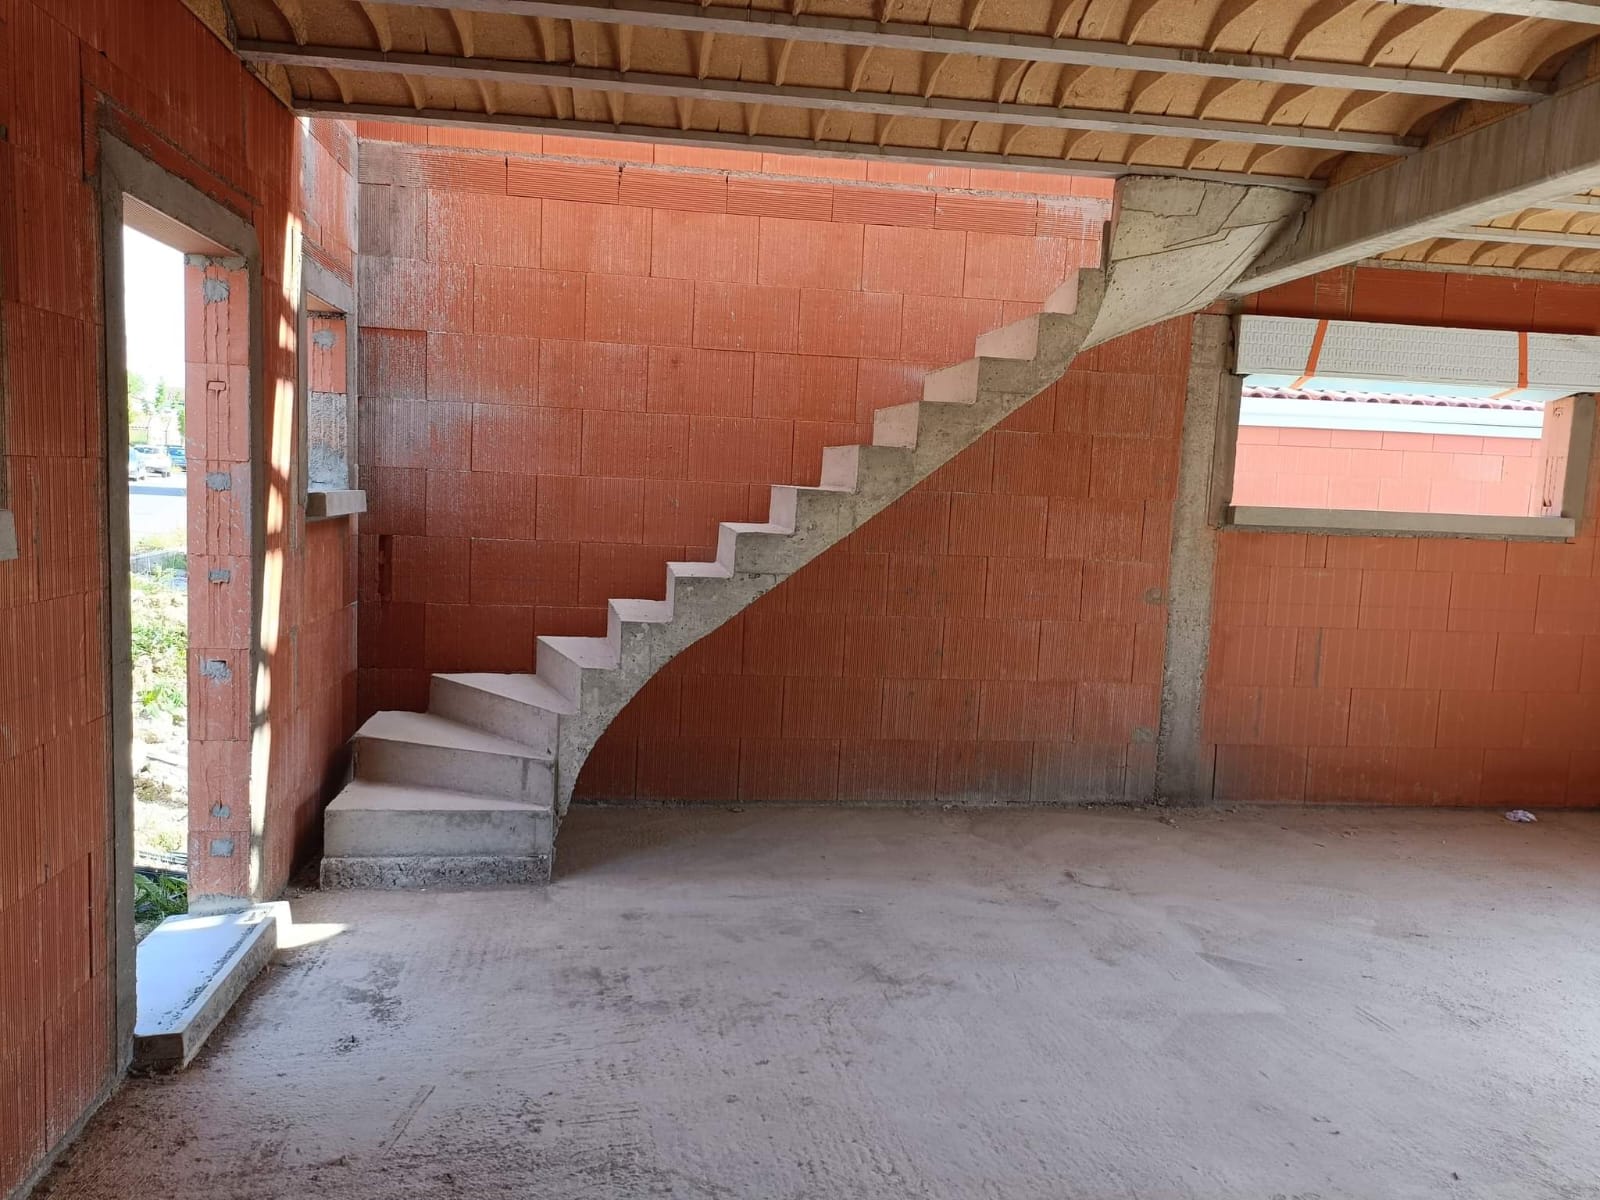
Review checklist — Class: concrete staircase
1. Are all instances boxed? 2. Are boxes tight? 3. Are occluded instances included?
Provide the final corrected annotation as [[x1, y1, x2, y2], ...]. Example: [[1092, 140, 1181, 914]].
[[321, 176, 1307, 888]]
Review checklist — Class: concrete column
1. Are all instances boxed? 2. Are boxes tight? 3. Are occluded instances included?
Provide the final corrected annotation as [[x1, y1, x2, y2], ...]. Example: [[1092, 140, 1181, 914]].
[[1154, 313, 1236, 805]]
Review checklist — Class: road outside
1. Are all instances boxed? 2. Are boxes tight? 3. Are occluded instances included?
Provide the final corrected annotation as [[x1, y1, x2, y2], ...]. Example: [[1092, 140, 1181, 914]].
[[129, 471, 187, 548]]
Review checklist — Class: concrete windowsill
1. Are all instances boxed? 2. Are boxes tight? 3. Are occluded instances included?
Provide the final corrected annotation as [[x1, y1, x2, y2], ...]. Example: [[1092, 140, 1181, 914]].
[[306, 488, 367, 522], [1226, 505, 1577, 542], [0, 509, 16, 561]]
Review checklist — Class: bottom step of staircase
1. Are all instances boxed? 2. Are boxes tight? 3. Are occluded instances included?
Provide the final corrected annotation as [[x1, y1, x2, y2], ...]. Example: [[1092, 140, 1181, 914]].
[[321, 780, 553, 889]]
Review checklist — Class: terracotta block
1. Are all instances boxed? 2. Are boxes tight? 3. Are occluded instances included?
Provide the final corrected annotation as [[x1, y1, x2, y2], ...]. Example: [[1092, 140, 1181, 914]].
[[575, 542, 673, 606], [1435, 690, 1526, 749], [783, 675, 882, 738], [755, 217, 864, 290], [899, 294, 1006, 364], [473, 266, 585, 339], [1350, 267, 1446, 324], [674, 614, 745, 675], [535, 338, 648, 411], [971, 680, 1073, 742], [924, 440, 997, 495], [797, 289, 903, 359], [640, 480, 756, 550], [777, 552, 889, 615], [741, 607, 845, 676], [1442, 274, 1538, 329], [1323, 537, 1418, 572], [727, 177, 833, 221], [646, 346, 756, 417], [962, 232, 1070, 303], [386, 535, 469, 605], [606, 671, 682, 740], [1494, 632, 1586, 692], [1531, 281, 1600, 334], [947, 493, 1048, 558], [470, 404, 580, 475], [1504, 539, 1596, 577], [423, 603, 533, 672], [837, 739, 939, 802], [938, 618, 1040, 681], [1447, 571, 1538, 632], [841, 615, 944, 678], [1210, 625, 1300, 686], [792, 420, 861, 486], [692, 281, 800, 352], [425, 333, 537, 405], [361, 399, 471, 471], [580, 410, 689, 479], [1357, 569, 1451, 630], [1305, 746, 1481, 805], [424, 469, 538, 539], [536, 475, 643, 543], [572, 733, 638, 800], [469, 538, 580, 606], [861, 224, 966, 297], [1030, 742, 1125, 802], [587, 273, 693, 345], [1080, 560, 1164, 624], [1038, 621, 1135, 683], [880, 678, 981, 740], [868, 162, 972, 189], [539, 199, 651, 274], [425, 191, 539, 268], [1518, 691, 1593, 750], [634, 736, 741, 802], [1043, 496, 1142, 560], [1401, 629, 1496, 691], [936, 741, 1034, 802], [752, 352, 858, 423], [983, 556, 1082, 621], [832, 185, 935, 227], [1533, 573, 1600, 635], [1212, 745, 1307, 802], [1312, 627, 1412, 689], [1204, 684, 1351, 747], [684, 416, 793, 482], [1264, 565, 1361, 629], [856, 357, 931, 413], [359, 257, 472, 332], [650, 210, 759, 283], [678, 674, 784, 739], [1217, 531, 1326, 570], [734, 738, 839, 803], [1073, 681, 1157, 745], [846, 491, 948, 556], [507, 157, 621, 203], [653, 145, 763, 171], [618, 167, 727, 213], [1481, 748, 1569, 805], [885, 553, 987, 618], [1345, 688, 1440, 748]]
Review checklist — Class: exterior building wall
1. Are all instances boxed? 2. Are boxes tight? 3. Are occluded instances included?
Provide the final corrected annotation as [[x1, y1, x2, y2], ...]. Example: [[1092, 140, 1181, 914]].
[[0, 3, 359, 1191], [1232, 426, 1543, 516], [1212, 268, 1600, 805]]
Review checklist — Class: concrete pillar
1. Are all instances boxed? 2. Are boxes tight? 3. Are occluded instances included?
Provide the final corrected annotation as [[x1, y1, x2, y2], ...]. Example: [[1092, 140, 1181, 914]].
[[1154, 313, 1237, 805]]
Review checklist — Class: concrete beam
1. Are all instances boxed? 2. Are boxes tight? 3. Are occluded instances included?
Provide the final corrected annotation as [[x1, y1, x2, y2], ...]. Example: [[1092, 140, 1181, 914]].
[[1237, 73, 1600, 293], [245, 42, 1420, 155], [1416, 0, 1600, 24], [302, 100, 1327, 190], [383, 0, 1553, 101], [1228, 506, 1577, 540]]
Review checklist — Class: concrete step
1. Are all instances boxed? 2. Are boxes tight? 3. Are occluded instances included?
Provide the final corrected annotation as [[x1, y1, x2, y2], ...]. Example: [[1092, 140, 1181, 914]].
[[323, 780, 553, 860], [536, 633, 621, 702], [354, 710, 553, 805], [716, 521, 794, 575], [609, 597, 674, 666], [429, 672, 574, 754]]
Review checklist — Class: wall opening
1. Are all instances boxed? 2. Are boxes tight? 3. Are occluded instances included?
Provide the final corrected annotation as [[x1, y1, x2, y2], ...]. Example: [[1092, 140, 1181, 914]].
[[1221, 315, 1597, 540]]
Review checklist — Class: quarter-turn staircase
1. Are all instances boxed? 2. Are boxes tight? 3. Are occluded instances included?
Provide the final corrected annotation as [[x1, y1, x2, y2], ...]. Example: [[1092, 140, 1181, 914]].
[[321, 177, 1306, 887]]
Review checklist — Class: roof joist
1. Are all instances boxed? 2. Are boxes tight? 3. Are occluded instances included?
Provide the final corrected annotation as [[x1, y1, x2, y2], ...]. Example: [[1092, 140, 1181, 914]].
[[299, 98, 1327, 189], [1419, 0, 1600, 26], [242, 41, 1422, 156], [381, 0, 1555, 101]]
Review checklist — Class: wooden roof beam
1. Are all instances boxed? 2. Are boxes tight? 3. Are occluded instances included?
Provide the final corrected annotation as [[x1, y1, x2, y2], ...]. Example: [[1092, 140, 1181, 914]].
[[1238, 72, 1600, 291], [240, 40, 1422, 155], [377, 0, 1553, 101], [1448, 224, 1600, 247], [297, 97, 1326, 189]]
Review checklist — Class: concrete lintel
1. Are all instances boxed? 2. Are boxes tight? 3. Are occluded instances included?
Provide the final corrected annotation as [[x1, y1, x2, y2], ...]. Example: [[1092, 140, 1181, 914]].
[[132, 901, 289, 1071], [1238, 74, 1600, 294], [302, 252, 356, 314], [306, 488, 367, 521], [1227, 506, 1577, 541], [0, 509, 16, 562], [1154, 314, 1230, 807]]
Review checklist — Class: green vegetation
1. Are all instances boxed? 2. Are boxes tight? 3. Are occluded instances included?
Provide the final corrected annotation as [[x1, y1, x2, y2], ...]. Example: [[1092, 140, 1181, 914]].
[[131, 570, 187, 722], [128, 371, 185, 444], [134, 873, 188, 924]]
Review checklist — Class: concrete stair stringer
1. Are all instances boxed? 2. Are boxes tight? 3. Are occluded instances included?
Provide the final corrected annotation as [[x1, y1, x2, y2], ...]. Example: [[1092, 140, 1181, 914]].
[[321, 175, 1307, 887]]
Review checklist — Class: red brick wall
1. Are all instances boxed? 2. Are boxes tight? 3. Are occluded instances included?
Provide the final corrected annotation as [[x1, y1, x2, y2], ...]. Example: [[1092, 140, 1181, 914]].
[[1233, 427, 1542, 516], [352, 128, 1116, 754], [1213, 267, 1600, 805], [0, 3, 358, 1190]]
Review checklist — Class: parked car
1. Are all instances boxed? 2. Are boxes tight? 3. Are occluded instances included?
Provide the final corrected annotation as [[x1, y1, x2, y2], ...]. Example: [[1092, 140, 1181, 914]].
[[132, 444, 173, 476], [127, 447, 146, 481], [167, 445, 187, 472]]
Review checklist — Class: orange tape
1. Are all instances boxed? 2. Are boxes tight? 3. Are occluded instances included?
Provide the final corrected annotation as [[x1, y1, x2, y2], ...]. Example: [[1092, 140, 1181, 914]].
[[1289, 319, 1329, 389], [1488, 331, 1530, 400]]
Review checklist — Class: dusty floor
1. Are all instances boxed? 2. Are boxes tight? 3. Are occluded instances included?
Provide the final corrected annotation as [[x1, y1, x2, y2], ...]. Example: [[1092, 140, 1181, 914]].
[[42, 806, 1600, 1200]]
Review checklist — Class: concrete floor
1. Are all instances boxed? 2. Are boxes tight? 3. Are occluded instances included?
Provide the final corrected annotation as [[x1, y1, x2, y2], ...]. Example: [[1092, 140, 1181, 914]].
[[41, 806, 1600, 1199]]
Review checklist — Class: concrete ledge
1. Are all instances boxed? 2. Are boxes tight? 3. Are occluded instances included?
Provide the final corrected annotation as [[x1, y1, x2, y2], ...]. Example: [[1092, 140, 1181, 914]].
[[321, 854, 551, 889], [0, 509, 16, 561], [133, 901, 289, 1071], [1227, 506, 1577, 542], [306, 488, 366, 522]]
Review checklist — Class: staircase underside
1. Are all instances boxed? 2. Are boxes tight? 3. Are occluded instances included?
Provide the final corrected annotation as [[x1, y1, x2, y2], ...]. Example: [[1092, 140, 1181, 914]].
[[322, 176, 1308, 889]]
